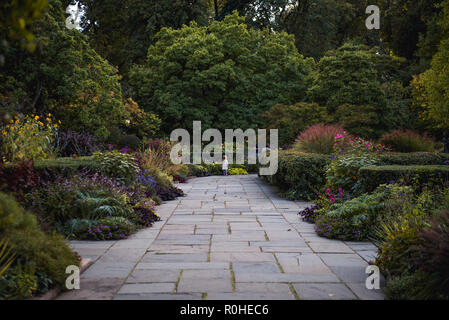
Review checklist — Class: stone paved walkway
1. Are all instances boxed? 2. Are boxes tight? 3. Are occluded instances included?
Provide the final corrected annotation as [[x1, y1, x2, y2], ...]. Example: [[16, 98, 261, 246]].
[[58, 175, 385, 300]]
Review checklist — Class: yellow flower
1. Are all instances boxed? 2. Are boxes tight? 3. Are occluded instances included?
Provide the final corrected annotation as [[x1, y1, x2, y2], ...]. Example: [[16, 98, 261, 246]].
[[48, 113, 51, 117], [58, 120, 62, 124], [54, 124, 58, 128], [34, 115, 39, 120]]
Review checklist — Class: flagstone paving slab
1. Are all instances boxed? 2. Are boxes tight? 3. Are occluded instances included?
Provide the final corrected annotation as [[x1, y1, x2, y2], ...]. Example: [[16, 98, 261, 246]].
[[293, 283, 357, 300], [66, 175, 385, 300]]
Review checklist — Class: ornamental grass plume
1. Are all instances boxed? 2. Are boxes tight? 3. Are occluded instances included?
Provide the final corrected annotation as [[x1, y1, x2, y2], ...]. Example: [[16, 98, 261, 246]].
[[294, 123, 350, 154], [379, 129, 437, 153]]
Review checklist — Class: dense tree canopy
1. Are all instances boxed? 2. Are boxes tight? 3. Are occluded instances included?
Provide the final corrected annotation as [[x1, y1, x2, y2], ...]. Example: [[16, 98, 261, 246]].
[[1, 0, 448, 142], [414, 0, 449, 130], [0, 0, 49, 65], [260, 102, 329, 146], [129, 12, 314, 134], [0, 0, 158, 139], [309, 43, 411, 138], [76, 0, 209, 75], [379, 0, 443, 64], [280, 0, 376, 61]]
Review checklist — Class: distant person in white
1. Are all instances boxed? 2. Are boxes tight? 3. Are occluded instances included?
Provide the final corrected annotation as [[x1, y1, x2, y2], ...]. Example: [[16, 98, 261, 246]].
[[259, 146, 271, 156], [222, 155, 229, 176]]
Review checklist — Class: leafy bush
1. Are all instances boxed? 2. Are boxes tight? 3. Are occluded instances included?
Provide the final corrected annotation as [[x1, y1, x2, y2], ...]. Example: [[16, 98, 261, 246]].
[[374, 213, 427, 278], [122, 98, 161, 140], [385, 271, 434, 300], [263, 151, 329, 200], [137, 139, 174, 173], [0, 114, 58, 162], [136, 170, 158, 197], [315, 213, 367, 241], [412, 211, 449, 298], [315, 184, 413, 241], [379, 130, 438, 152], [0, 192, 37, 232], [55, 130, 103, 157], [376, 152, 449, 165], [0, 261, 38, 300], [333, 104, 380, 138], [154, 185, 185, 202], [298, 205, 321, 223], [294, 123, 349, 154], [26, 173, 136, 226], [326, 153, 378, 195], [260, 102, 329, 147], [228, 168, 248, 175], [85, 217, 136, 240], [0, 160, 42, 198], [117, 134, 142, 151], [358, 165, 449, 193], [0, 192, 79, 296], [187, 165, 212, 177], [371, 187, 449, 300], [63, 217, 136, 241], [131, 199, 160, 227], [94, 151, 140, 185], [325, 135, 387, 195], [6, 228, 79, 289]]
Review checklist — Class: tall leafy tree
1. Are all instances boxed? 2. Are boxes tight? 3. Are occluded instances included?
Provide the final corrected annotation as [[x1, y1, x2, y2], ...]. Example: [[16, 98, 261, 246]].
[[379, 0, 443, 64], [413, 0, 449, 131], [279, 0, 378, 61], [309, 43, 409, 137], [129, 12, 314, 134], [77, 0, 209, 75], [0, 0, 49, 65], [0, 0, 130, 139]]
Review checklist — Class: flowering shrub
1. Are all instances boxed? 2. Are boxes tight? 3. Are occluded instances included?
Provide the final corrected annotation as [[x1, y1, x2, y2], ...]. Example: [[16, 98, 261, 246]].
[[1, 114, 59, 162], [63, 217, 136, 240], [136, 170, 157, 194], [315, 214, 366, 241], [326, 153, 378, 194], [326, 134, 388, 195], [379, 130, 438, 153], [294, 123, 350, 154], [86, 217, 135, 240], [315, 184, 413, 241]]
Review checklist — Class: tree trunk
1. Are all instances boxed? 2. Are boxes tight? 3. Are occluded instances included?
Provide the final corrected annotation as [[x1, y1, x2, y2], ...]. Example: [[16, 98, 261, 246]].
[[214, 0, 219, 20]]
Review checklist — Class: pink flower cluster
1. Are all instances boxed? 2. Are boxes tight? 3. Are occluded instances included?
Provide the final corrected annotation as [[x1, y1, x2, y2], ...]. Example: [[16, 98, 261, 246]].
[[325, 188, 343, 203]]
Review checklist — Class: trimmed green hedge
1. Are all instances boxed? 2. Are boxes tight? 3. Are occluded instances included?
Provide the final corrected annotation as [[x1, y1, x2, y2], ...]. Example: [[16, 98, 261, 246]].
[[359, 165, 449, 193], [263, 151, 329, 200], [377, 153, 449, 165], [262, 151, 449, 200]]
